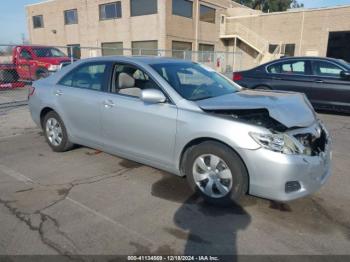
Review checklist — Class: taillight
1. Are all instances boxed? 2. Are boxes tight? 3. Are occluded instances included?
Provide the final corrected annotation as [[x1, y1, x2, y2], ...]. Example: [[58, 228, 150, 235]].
[[28, 86, 35, 99], [233, 72, 243, 81]]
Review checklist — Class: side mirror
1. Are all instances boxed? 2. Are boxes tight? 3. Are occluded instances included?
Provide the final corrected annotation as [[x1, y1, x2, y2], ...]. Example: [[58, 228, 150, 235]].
[[141, 89, 166, 104], [340, 70, 350, 80]]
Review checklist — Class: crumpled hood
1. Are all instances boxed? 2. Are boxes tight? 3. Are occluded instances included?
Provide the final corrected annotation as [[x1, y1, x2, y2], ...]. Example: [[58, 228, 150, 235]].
[[196, 89, 316, 128]]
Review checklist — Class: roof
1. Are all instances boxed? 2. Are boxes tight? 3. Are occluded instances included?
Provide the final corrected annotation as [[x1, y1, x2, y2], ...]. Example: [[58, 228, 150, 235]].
[[226, 4, 350, 20], [261, 56, 350, 68], [82, 56, 195, 65]]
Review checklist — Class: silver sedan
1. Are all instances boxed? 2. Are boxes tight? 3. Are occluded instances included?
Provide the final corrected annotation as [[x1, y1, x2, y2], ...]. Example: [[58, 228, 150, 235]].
[[28, 56, 331, 206]]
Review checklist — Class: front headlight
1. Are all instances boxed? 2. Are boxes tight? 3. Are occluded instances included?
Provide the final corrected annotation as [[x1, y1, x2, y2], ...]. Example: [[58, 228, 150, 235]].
[[249, 132, 301, 155], [48, 65, 60, 71]]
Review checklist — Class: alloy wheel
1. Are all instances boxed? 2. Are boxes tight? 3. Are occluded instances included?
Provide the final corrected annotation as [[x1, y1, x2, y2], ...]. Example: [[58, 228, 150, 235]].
[[46, 118, 63, 146]]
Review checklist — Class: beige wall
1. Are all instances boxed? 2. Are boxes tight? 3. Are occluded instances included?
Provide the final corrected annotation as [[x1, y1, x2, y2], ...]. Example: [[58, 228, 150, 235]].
[[26, 0, 350, 70], [165, 0, 231, 51], [26, 0, 233, 54], [27, 0, 167, 56], [224, 6, 350, 57]]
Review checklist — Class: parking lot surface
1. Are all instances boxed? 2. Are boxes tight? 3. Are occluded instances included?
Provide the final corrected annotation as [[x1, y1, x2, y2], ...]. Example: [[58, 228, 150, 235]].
[[0, 88, 28, 105], [0, 106, 349, 257]]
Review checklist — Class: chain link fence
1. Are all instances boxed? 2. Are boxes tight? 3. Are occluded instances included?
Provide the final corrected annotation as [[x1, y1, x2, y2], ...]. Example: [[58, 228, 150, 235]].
[[0, 44, 242, 108]]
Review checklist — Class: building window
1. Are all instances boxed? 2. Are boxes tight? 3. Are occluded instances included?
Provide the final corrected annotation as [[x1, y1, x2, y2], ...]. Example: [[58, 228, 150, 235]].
[[284, 43, 296, 57], [131, 41, 158, 56], [198, 44, 214, 62], [172, 41, 192, 59], [64, 9, 78, 25], [101, 42, 123, 56], [99, 2, 122, 20], [130, 0, 157, 17], [200, 5, 215, 24], [67, 44, 81, 59], [268, 44, 278, 54], [33, 15, 44, 28], [172, 0, 193, 18]]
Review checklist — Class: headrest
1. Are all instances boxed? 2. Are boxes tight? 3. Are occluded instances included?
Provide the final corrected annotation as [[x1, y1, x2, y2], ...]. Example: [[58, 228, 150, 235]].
[[118, 72, 135, 89]]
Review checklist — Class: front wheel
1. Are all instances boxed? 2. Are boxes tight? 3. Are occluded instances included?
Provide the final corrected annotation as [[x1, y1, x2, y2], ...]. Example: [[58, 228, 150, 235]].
[[43, 111, 74, 152], [184, 141, 248, 206], [35, 68, 49, 80]]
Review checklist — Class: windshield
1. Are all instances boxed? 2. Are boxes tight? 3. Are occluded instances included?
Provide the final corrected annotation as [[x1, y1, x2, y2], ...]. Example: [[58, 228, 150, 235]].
[[151, 62, 240, 101], [32, 48, 67, 58], [338, 59, 350, 68]]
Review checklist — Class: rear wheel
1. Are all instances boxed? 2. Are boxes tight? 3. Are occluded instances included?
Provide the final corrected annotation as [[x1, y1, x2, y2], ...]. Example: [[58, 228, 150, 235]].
[[184, 141, 248, 206], [43, 111, 74, 152]]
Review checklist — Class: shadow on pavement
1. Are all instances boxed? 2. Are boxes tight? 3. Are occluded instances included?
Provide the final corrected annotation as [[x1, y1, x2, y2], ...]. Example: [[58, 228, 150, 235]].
[[152, 174, 251, 258]]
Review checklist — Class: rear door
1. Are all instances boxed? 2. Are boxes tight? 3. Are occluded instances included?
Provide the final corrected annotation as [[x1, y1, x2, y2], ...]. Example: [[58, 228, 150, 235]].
[[310, 60, 350, 109], [55, 61, 110, 146], [265, 60, 315, 98]]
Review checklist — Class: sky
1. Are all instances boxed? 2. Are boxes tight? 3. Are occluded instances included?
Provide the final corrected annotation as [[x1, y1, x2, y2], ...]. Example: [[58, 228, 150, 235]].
[[1, 0, 350, 44]]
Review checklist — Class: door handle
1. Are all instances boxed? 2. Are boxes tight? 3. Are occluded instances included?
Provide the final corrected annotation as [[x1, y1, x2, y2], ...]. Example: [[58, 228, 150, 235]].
[[314, 79, 324, 83], [103, 100, 115, 108], [54, 90, 63, 96], [272, 77, 282, 80]]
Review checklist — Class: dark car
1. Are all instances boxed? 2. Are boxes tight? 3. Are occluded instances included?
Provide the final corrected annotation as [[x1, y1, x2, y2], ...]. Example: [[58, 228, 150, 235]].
[[233, 57, 350, 112]]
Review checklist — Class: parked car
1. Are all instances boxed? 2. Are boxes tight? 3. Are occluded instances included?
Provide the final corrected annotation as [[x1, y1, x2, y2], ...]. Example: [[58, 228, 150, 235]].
[[0, 45, 72, 82], [28, 57, 331, 206], [0, 64, 25, 89], [233, 57, 350, 113]]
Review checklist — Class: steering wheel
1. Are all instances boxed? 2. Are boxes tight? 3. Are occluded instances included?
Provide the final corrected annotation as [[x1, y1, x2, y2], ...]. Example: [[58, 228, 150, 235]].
[[191, 84, 211, 100]]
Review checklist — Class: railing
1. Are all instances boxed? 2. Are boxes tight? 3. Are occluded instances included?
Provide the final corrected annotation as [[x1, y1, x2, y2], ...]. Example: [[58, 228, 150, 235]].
[[222, 21, 269, 54]]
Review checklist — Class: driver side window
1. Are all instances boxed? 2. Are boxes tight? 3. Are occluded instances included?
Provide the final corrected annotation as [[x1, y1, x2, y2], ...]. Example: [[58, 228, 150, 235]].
[[20, 49, 32, 60], [112, 64, 161, 98], [312, 61, 343, 78]]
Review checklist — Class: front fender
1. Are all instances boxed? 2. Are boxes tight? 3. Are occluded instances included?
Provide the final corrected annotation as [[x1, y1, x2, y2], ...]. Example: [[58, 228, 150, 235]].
[[174, 110, 263, 172]]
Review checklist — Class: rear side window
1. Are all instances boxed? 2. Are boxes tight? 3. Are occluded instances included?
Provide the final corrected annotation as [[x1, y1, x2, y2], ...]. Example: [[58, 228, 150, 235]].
[[312, 61, 343, 77], [267, 61, 306, 75], [59, 63, 108, 91]]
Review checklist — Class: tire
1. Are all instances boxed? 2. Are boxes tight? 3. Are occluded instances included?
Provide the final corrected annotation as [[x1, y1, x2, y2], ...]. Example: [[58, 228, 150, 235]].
[[43, 111, 74, 152], [255, 85, 271, 90], [184, 141, 248, 206], [35, 68, 49, 80]]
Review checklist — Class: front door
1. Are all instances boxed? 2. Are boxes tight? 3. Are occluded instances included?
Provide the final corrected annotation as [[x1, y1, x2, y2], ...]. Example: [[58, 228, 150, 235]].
[[310, 60, 350, 109], [100, 63, 178, 168], [17, 48, 32, 79]]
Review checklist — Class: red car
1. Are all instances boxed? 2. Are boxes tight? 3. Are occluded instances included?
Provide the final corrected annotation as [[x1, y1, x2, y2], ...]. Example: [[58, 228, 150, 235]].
[[0, 45, 72, 85], [12, 45, 72, 80]]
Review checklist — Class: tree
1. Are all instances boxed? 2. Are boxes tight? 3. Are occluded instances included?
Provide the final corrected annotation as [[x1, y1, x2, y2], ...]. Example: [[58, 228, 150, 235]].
[[235, 0, 304, 12]]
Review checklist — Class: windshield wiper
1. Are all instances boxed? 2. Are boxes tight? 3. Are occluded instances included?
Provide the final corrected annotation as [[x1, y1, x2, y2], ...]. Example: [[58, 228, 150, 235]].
[[192, 96, 215, 101]]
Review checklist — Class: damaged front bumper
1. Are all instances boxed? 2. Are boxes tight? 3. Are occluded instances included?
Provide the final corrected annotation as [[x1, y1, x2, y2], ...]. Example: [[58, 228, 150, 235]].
[[241, 123, 332, 202]]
